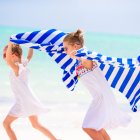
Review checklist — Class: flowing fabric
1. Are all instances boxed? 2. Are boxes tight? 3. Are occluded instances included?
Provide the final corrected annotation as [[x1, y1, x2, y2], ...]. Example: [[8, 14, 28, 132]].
[[10, 29, 140, 112]]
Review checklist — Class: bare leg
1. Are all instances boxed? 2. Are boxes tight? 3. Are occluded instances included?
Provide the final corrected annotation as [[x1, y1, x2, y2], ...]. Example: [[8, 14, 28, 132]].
[[29, 115, 57, 140], [3, 115, 18, 140], [99, 129, 111, 140], [83, 128, 105, 140]]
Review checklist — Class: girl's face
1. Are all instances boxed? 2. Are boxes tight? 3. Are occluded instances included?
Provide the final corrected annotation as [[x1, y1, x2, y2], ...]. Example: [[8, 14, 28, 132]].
[[63, 41, 81, 58]]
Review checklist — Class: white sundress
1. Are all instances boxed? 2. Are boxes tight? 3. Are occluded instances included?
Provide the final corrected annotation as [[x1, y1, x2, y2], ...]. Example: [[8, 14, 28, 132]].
[[8, 59, 49, 117], [76, 62, 131, 131]]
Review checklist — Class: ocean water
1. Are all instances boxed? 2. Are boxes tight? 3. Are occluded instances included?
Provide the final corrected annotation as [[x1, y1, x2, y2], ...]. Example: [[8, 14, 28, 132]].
[[0, 26, 140, 106]]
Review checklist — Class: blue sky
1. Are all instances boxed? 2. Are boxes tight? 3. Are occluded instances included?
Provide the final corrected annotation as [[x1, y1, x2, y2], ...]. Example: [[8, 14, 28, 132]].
[[0, 0, 140, 35]]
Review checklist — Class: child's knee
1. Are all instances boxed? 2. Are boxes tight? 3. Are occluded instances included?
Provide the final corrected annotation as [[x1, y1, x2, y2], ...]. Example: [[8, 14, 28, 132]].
[[3, 120, 10, 128], [82, 128, 92, 132], [31, 122, 41, 129]]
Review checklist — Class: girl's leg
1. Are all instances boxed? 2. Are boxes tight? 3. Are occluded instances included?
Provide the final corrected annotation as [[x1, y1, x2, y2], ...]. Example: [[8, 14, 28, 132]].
[[3, 115, 18, 140], [83, 128, 104, 140], [29, 115, 57, 140], [99, 129, 111, 140]]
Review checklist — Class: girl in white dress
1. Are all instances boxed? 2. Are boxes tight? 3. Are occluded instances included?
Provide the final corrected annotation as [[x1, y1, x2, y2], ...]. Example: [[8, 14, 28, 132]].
[[63, 30, 131, 140], [3, 42, 57, 140]]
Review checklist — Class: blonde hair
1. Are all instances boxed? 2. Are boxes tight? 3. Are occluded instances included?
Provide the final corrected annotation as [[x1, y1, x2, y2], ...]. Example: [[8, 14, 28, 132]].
[[63, 29, 84, 47]]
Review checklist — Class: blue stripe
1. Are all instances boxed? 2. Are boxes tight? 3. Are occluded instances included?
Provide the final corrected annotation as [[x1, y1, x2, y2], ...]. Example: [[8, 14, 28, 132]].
[[127, 58, 133, 65], [119, 68, 135, 93], [63, 72, 70, 81], [61, 58, 73, 70], [10, 39, 29, 44], [74, 75, 78, 83], [63, 73, 78, 85], [57, 49, 65, 53], [26, 31, 40, 41], [111, 67, 124, 88], [50, 32, 66, 44], [97, 54, 102, 58], [130, 89, 140, 105], [67, 79, 74, 88], [117, 58, 122, 64], [48, 52, 54, 57], [132, 105, 137, 112], [16, 33, 24, 39], [41, 43, 52, 46], [126, 72, 140, 98], [94, 57, 101, 62], [76, 52, 86, 57], [36, 29, 57, 44], [87, 50, 92, 54], [105, 65, 115, 80], [30, 46, 40, 50], [99, 63, 105, 70], [127, 64, 134, 68], [133, 95, 140, 107], [70, 64, 76, 74], [87, 56, 94, 61], [45, 45, 55, 52], [132, 93, 140, 111], [106, 57, 112, 61], [63, 70, 67, 74], [55, 53, 66, 63], [59, 43, 63, 46], [138, 56, 140, 63], [71, 88, 75, 91]]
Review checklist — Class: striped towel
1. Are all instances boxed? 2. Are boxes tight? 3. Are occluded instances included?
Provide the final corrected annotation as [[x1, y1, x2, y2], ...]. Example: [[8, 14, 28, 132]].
[[10, 29, 140, 112]]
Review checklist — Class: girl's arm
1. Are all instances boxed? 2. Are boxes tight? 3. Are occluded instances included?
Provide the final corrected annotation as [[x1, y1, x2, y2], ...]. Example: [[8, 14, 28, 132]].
[[6, 42, 19, 76], [27, 48, 33, 62]]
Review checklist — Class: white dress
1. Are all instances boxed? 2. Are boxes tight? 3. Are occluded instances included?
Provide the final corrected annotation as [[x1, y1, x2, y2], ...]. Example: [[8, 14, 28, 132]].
[[76, 62, 131, 130], [8, 59, 49, 117]]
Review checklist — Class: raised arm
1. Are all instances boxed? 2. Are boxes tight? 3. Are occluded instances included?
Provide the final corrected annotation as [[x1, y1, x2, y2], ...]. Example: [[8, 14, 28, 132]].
[[27, 48, 33, 62], [6, 42, 19, 76]]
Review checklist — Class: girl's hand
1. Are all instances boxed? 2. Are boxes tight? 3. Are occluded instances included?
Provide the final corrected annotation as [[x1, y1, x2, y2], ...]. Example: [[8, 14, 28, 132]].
[[8, 42, 13, 45], [8, 42, 14, 48], [81, 59, 97, 70], [69, 50, 77, 59]]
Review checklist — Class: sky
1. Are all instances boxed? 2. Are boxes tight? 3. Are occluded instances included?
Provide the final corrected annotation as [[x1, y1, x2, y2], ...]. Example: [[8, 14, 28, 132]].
[[0, 0, 140, 35]]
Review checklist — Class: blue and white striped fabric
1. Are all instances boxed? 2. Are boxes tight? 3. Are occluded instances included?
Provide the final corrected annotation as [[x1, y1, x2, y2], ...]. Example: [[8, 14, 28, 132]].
[[76, 48, 140, 112], [10, 29, 140, 112]]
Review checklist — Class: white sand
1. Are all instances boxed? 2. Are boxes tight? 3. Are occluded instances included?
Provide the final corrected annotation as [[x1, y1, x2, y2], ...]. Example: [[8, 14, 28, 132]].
[[0, 103, 140, 140]]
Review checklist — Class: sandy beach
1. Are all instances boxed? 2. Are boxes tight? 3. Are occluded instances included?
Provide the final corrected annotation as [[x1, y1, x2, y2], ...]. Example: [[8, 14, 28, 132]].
[[0, 101, 140, 140]]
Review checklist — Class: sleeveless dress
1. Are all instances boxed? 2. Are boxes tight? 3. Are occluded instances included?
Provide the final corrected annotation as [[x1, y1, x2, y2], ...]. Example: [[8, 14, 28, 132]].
[[76, 61, 131, 130], [8, 59, 49, 117]]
